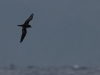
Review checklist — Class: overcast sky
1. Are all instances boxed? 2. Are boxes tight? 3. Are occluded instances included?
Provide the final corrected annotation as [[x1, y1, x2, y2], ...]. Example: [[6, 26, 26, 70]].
[[0, 0, 100, 67]]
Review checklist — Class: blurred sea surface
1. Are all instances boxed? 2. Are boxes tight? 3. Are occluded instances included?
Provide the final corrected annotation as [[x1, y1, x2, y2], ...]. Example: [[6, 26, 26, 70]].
[[0, 65, 100, 75]]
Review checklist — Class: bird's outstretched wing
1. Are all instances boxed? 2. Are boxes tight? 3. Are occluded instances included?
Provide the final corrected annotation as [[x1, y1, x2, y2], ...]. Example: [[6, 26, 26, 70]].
[[24, 13, 34, 25], [20, 28, 27, 43]]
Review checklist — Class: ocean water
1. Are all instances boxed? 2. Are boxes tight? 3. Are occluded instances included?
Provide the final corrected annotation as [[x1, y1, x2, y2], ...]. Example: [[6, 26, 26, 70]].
[[0, 66, 100, 75]]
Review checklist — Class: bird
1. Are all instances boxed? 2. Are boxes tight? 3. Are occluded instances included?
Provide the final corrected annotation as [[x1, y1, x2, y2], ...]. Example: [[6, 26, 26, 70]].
[[17, 13, 34, 43]]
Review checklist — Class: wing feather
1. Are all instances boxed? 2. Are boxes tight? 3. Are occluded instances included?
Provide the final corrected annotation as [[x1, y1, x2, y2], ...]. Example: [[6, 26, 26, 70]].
[[24, 13, 34, 25], [20, 28, 27, 43]]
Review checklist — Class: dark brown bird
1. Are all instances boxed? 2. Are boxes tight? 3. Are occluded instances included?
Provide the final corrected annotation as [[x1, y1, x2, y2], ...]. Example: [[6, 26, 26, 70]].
[[18, 13, 34, 43]]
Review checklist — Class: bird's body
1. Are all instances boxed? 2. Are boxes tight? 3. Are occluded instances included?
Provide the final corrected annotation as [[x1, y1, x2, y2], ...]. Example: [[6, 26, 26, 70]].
[[18, 13, 34, 43]]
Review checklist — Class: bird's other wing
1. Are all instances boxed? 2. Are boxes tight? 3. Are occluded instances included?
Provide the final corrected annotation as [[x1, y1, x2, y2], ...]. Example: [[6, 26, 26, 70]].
[[24, 13, 34, 25], [20, 28, 27, 43]]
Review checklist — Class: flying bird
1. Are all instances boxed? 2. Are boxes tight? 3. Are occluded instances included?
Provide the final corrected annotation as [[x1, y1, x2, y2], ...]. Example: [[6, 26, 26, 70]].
[[18, 13, 34, 43]]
